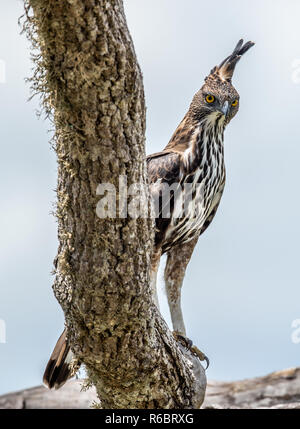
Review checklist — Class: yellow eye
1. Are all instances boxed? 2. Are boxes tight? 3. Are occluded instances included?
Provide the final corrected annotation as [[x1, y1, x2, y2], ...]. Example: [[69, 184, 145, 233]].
[[205, 94, 215, 103], [232, 99, 238, 107]]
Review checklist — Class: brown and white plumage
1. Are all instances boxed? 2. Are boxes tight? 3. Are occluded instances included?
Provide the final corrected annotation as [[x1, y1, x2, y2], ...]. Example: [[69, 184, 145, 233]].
[[43, 39, 254, 389], [43, 329, 76, 389], [148, 39, 254, 337], [148, 39, 254, 256]]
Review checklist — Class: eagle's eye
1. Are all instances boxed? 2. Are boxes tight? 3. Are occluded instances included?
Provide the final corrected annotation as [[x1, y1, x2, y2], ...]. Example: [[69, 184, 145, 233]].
[[232, 99, 238, 107], [205, 94, 215, 104]]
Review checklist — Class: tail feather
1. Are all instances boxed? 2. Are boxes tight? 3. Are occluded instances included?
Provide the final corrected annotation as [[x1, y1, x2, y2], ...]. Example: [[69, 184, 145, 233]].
[[43, 329, 76, 389]]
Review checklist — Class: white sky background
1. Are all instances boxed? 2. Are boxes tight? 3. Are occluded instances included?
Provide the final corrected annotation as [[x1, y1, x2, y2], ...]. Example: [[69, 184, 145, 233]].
[[0, 0, 300, 395]]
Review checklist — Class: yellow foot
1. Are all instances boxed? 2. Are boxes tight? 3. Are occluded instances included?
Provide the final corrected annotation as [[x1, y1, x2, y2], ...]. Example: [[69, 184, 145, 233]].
[[172, 331, 209, 369]]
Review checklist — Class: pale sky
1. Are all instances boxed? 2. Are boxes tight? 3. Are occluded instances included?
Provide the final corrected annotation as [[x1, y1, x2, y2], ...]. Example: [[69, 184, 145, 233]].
[[0, 0, 300, 395]]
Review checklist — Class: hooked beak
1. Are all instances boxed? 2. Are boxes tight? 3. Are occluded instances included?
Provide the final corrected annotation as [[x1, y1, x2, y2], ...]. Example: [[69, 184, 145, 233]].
[[219, 100, 230, 117]]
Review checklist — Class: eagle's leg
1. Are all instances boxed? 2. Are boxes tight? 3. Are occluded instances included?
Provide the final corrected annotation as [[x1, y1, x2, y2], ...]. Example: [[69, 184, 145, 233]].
[[165, 237, 209, 368], [172, 331, 209, 369], [164, 237, 199, 336], [150, 247, 162, 309]]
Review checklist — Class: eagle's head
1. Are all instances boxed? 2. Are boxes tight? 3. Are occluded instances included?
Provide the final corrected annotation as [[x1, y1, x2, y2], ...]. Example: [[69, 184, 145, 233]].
[[190, 39, 254, 126]]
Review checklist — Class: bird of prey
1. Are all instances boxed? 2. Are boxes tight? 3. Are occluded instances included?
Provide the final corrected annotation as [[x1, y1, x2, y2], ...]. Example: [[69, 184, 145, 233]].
[[43, 39, 254, 389]]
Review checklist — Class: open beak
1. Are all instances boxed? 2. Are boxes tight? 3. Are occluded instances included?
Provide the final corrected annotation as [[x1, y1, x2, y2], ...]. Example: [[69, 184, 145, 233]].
[[219, 100, 229, 117]]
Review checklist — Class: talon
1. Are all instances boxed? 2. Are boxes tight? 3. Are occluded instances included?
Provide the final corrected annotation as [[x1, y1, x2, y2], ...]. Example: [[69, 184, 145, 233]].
[[190, 345, 210, 369], [172, 331, 209, 369]]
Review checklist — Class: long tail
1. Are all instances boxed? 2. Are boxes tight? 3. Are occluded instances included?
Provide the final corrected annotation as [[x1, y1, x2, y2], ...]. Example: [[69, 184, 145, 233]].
[[43, 329, 76, 389]]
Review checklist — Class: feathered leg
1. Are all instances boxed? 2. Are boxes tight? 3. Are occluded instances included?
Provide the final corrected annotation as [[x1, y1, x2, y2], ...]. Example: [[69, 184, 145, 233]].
[[165, 236, 209, 368], [164, 236, 198, 335], [150, 247, 162, 309]]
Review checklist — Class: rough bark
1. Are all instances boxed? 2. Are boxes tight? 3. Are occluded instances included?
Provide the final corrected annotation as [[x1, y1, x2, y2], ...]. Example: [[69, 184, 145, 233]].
[[1, 367, 300, 409], [22, 0, 206, 408]]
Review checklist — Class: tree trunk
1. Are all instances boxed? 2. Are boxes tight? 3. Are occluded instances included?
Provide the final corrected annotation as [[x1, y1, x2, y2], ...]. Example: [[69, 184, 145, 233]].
[[23, 0, 206, 408]]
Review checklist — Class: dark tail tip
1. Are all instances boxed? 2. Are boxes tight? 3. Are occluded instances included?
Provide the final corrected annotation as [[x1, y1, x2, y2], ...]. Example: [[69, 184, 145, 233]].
[[43, 358, 73, 390], [43, 329, 75, 390]]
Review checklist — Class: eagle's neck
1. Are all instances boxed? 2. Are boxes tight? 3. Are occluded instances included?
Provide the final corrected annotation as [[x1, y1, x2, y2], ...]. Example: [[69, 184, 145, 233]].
[[182, 114, 225, 174]]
